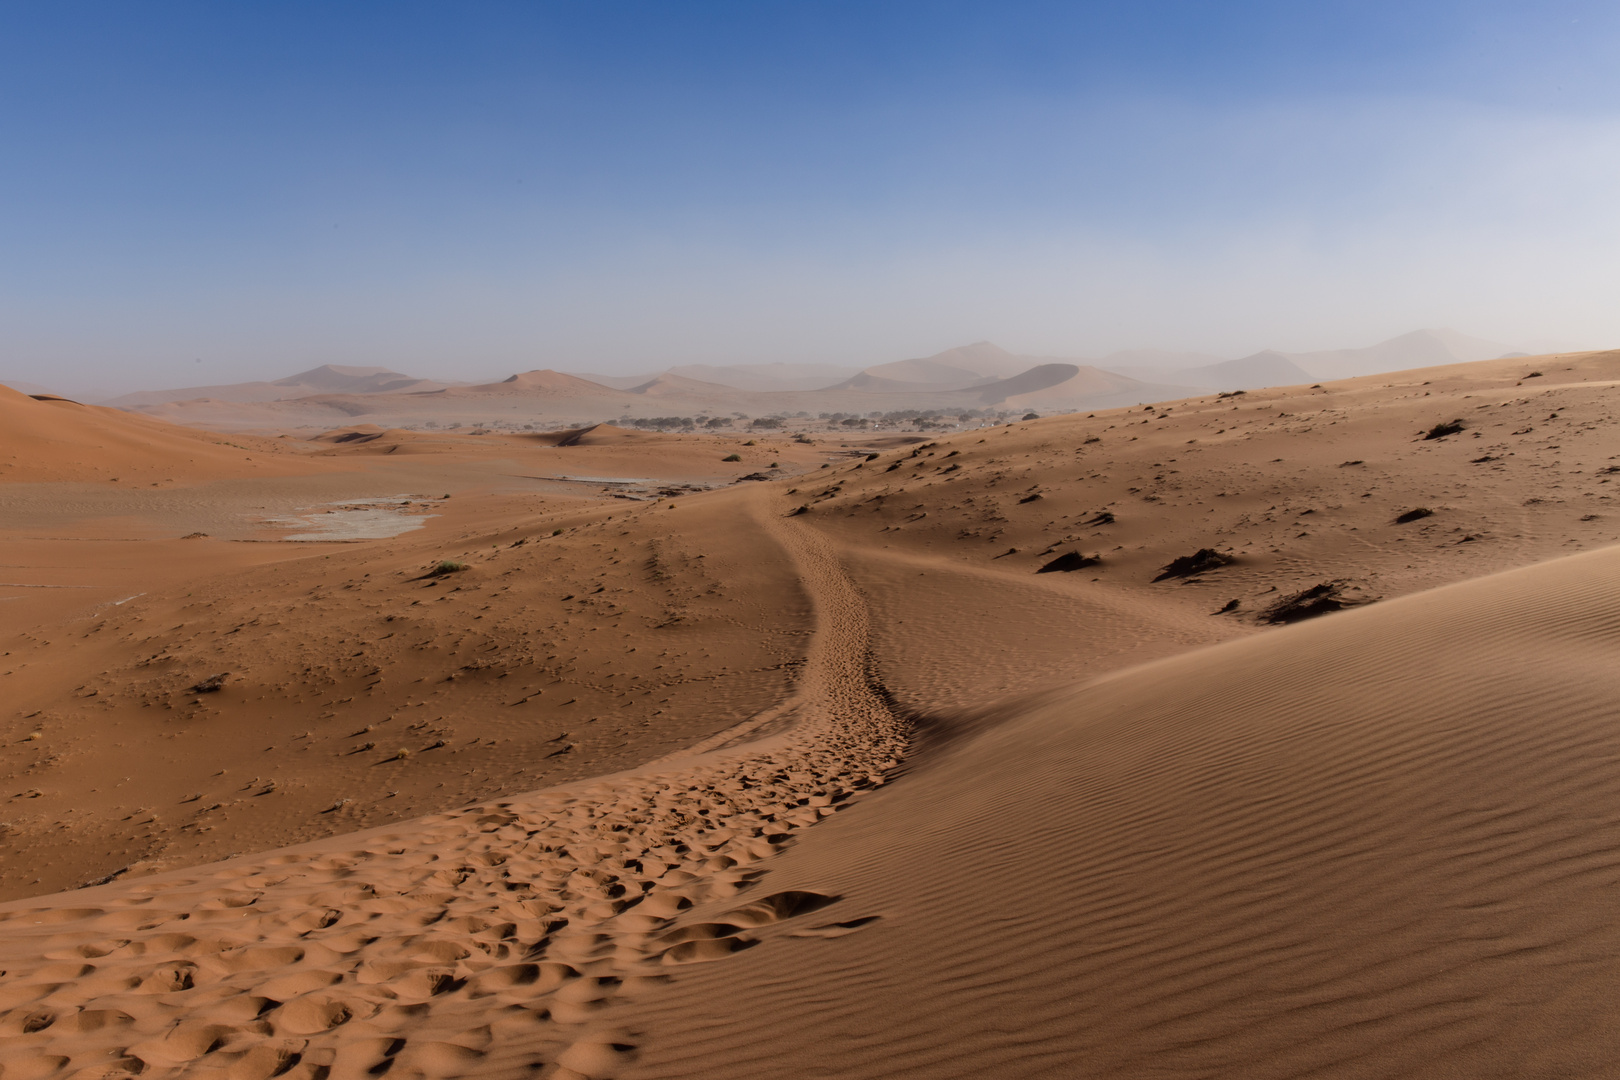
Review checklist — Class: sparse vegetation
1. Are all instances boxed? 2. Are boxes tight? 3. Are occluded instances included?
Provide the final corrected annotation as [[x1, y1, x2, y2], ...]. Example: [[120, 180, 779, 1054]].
[[722, 453, 742, 462], [1153, 549, 1234, 582], [622, 416, 699, 431], [1262, 581, 1370, 623], [1037, 551, 1100, 573]]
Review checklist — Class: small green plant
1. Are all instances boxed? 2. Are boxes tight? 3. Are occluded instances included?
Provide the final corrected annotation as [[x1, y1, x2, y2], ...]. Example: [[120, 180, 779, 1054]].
[[552, 528, 564, 536], [428, 559, 468, 576], [722, 453, 742, 462]]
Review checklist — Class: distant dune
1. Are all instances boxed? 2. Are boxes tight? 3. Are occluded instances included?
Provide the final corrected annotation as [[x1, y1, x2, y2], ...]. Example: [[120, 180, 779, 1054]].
[[464, 369, 627, 398], [1172, 349, 1317, 390], [1000, 363, 1196, 410], [527, 422, 658, 446], [0, 381, 326, 483], [0, 377, 62, 397], [100, 329, 1546, 433], [120, 350, 1186, 430], [663, 361, 866, 392], [1102, 327, 1522, 391], [1286, 327, 1515, 380], [102, 364, 457, 407]]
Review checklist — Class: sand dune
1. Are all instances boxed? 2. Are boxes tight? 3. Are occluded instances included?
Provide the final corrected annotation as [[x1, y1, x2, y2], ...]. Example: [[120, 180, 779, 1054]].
[[0, 497, 903, 1080], [6, 492, 1620, 1079], [3, 349, 1620, 1078], [1000, 362, 1193, 411], [616, 541, 1620, 1078], [102, 367, 455, 409], [119, 351, 1186, 432], [799, 347, 1620, 709], [1288, 327, 1514, 381], [1100, 329, 1522, 391], [1166, 348, 1315, 390], [0, 385, 327, 485], [660, 362, 866, 393], [106, 330, 1543, 435], [527, 424, 656, 447]]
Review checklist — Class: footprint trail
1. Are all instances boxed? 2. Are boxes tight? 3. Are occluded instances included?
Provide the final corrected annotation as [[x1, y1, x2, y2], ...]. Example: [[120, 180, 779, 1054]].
[[0, 494, 905, 1080]]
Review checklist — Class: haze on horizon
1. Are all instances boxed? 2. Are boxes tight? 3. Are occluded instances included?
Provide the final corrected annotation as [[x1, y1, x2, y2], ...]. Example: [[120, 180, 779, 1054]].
[[3, 1, 1619, 397]]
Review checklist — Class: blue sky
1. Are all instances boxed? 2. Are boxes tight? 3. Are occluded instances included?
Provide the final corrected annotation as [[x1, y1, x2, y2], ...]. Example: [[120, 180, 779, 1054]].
[[3, 2, 1618, 392]]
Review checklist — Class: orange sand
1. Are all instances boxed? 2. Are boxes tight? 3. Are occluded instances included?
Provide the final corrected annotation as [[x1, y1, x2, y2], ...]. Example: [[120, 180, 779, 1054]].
[[2, 349, 1619, 1079]]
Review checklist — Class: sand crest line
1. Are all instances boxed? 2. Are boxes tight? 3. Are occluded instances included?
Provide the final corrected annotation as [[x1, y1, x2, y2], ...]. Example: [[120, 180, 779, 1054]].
[[0, 582, 99, 588], [0, 490, 908, 1080]]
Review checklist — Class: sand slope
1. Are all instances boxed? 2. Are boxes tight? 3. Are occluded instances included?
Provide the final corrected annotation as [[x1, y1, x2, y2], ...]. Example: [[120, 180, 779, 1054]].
[[787, 348, 1620, 714], [5, 529, 1620, 1078], [617, 542, 1620, 1078], [0, 483, 816, 898], [0, 498, 904, 1080], [0, 385, 323, 485]]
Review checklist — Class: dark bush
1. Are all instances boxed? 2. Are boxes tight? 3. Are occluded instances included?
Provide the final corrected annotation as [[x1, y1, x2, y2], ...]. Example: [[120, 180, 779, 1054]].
[[1153, 548, 1233, 581], [1037, 551, 1100, 573]]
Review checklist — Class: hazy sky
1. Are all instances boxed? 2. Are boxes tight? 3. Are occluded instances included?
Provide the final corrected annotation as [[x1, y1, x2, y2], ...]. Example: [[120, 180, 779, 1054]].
[[3, 1, 1619, 393]]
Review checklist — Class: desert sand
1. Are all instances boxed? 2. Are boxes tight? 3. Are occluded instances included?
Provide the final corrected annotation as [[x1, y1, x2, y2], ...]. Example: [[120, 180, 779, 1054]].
[[3, 350, 1620, 1078]]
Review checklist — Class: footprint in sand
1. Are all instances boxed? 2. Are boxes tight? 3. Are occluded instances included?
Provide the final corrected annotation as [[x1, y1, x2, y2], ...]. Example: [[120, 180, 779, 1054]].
[[0, 509, 906, 1080]]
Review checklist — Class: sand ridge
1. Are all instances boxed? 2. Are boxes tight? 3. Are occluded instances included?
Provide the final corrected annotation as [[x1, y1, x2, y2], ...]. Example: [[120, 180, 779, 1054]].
[[0, 386, 332, 486], [791, 349, 1620, 712], [609, 543, 1620, 1078], [0, 503, 903, 1080], [0, 483, 820, 897]]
